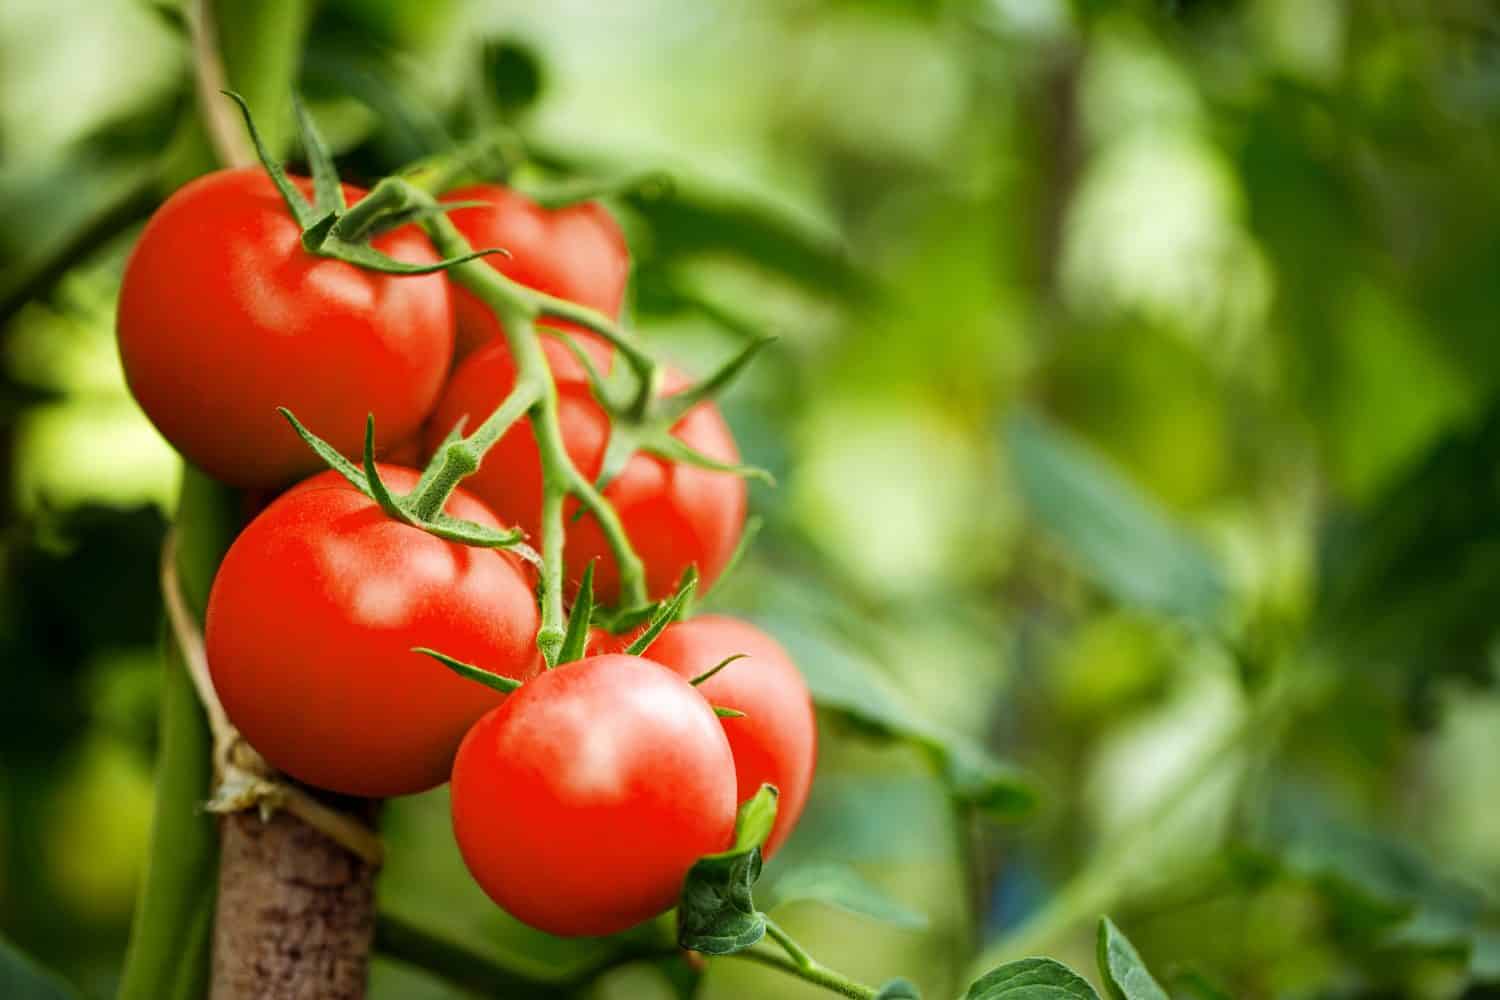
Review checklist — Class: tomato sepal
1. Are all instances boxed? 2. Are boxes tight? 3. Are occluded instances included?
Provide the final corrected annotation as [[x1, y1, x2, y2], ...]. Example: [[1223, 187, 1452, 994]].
[[676, 784, 778, 955], [277, 408, 528, 552], [621, 570, 698, 657], [411, 647, 522, 694]]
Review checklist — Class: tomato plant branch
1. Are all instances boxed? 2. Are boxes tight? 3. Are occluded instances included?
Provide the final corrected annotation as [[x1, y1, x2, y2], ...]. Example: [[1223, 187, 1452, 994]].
[[394, 185, 652, 653]]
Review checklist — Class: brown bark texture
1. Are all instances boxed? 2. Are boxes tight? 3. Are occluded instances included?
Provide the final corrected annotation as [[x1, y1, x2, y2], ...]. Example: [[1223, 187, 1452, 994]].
[[211, 810, 377, 1000]]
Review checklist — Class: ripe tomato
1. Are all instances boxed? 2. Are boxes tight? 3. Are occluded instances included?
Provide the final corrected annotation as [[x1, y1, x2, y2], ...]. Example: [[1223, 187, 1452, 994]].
[[450, 653, 736, 937], [423, 342, 747, 605], [206, 466, 541, 797], [118, 167, 454, 488], [443, 184, 628, 375], [634, 616, 816, 858]]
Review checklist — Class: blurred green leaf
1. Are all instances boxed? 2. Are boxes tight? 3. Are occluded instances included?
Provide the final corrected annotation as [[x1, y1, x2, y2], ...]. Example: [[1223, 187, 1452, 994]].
[[768, 863, 928, 930], [965, 958, 1100, 1000], [0, 936, 76, 1000], [1096, 918, 1168, 1000], [1247, 785, 1500, 978], [875, 978, 922, 999], [1166, 968, 1231, 1000], [1007, 411, 1228, 625], [760, 615, 1037, 818], [1319, 401, 1500, 720]]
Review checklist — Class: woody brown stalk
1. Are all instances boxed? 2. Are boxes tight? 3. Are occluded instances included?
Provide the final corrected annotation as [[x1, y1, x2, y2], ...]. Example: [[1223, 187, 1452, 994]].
[[211, 810, 377, 1000]]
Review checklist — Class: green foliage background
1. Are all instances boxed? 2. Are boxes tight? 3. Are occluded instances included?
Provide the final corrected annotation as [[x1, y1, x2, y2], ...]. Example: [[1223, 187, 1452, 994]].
[[2, 1, 1499, 998]]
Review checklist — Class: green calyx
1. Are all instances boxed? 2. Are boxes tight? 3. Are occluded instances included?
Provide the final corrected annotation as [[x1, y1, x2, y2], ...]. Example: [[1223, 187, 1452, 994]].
[[550, 329, 778, 493], [279, 409, 533, 554], [221, 91, 505, 275]]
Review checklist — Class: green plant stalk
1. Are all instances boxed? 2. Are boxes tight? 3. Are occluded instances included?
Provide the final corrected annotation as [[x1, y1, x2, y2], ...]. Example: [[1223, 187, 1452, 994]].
[[729, 922, 880, 1000], [117, 469, 239, 1000]]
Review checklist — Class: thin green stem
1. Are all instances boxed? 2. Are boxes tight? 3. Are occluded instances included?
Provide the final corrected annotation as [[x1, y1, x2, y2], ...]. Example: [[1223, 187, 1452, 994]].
[[333, 176, 420, 243], [531, 292, 659, 418], [400, 126, 526, 195], [726, 931, 878, 1000], [407, 187, 650, 619], [537, 482, 568, 665], [412, 379, 539, 521]]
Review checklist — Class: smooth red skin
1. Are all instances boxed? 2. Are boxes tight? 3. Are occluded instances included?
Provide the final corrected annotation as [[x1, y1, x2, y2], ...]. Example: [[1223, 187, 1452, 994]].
[[118, 167, 454, 488], [451, 654, 736, 937], [206, 466, 541, 797], [423, 343, 747, 604], [444, 184, 628, 376], [630, 617, 816, 858]]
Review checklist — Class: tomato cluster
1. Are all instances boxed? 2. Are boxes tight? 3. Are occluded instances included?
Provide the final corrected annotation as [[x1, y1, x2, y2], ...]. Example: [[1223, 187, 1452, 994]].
[[119, 170, 816, 939]]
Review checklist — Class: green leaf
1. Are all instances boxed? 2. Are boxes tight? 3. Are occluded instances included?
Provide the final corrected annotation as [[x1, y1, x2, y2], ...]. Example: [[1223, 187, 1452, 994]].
[[768, 863, 928, 930], [1247, 785, 1500, 974], [1007, 411, 1228, 625], [677, 785, 778, 955], [221, 90, 317, 228], [641, 432, 776, 484], [412, 648, 522, 693], [1471, 927, 1500, 982], [291, 94, 346, 217], [762, 616, 1037, 819], [557, 561, 597, 664], [1318, 401, 1500, 719], [0, 935, 78, 1000], [657, 334, 777, 421], [875, 978, 922, 999], [624, 572, 698, 657], [965, 958, 1101, 1000], [277, 407, 372, 497], [1097, 918, 1169, 1000]]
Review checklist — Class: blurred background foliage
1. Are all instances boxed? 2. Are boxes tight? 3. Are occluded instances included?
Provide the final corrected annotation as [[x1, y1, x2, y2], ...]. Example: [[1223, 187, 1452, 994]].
[[2, 0, 1500, 998]]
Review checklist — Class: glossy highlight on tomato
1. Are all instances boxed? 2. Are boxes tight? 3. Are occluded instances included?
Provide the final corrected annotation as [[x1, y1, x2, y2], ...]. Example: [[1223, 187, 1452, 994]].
[[634, 615, 816, 858], [424, 342, 747, 604], [444, 184, 628, 375], [206, 466, 540, 797], [450, 653, 737, 937], [117, 167, 454, 488]]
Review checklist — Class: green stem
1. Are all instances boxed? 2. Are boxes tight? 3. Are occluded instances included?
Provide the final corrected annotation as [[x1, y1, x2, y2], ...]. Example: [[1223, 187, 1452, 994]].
[[530, 292, 659, 412], [408, 191, 650, 615], [727, 924, 879, 1000], [399, 126, 526, 193], [118, 469, 239, 1000], [411, 380, 538, 521]]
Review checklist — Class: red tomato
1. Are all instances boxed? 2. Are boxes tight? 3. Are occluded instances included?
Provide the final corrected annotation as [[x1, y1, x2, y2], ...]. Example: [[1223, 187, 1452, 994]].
[[206, 466, 541, 797], [118, 167, 454, 488], [423, 342, 747, 605], [451, 653, 736, 936], [641, 616, 816, 858], [444, 184, 628, 376]]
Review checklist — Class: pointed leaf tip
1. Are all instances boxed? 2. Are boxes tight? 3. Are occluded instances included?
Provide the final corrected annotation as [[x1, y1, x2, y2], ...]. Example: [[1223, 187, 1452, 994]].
[[1097, 918, 1170, 1000], [412, 647, 521, 693]]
